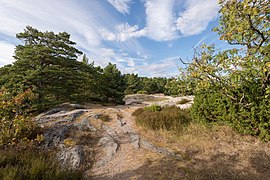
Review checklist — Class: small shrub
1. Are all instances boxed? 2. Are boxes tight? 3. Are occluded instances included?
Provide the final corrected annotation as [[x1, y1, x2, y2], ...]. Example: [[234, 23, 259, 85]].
[[0, 88, 42, 147], [177, 98, 191, 104], [133, 106, 192, 133], [191, 91, 270, 141], [0, 116, 41, 147]]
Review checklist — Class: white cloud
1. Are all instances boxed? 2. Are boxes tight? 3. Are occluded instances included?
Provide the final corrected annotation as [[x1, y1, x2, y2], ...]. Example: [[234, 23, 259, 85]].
[[100, 23, 146, 42], [0, 41, 15, 65], [0, 0, 148, 72], [0, 0, 105, 49], [144, 0, 178, 41], [131, 56, 179, 77], [102, 0, 219, 42], [176, 0, 219, 36], [100, 0, 178, 42], [115, 23, 146, 41], [108, 0, 132, 14]]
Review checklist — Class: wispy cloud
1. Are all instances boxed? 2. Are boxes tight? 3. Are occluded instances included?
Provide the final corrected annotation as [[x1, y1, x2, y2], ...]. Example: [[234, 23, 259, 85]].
[[100, 23, 146, 42], [102, 0, 219, 42], [0, 0, 147, 75], [194, 34, 209, 49], [0, 0, 219, 77], [101, 0, 178, 42], [134, 56, 179, 77], [176, 0, 219, 36], [107, 0, 132, 14]]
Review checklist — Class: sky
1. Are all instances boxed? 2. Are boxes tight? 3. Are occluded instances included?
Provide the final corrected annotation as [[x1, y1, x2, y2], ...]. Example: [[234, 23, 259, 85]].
[[0, 0, 229, 77]]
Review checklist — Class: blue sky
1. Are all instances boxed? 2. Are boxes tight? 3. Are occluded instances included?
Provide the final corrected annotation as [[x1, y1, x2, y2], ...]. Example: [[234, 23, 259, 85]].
[[0, 0, 227, 77]]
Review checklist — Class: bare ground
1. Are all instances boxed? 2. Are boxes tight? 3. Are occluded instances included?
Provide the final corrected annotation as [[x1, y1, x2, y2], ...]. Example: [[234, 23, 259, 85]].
[[40, 94, 270, 179]]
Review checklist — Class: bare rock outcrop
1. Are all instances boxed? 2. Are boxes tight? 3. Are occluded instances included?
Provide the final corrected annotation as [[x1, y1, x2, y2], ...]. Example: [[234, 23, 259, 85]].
[[57, 145, 84, 169], [36, 103, 91, 170]]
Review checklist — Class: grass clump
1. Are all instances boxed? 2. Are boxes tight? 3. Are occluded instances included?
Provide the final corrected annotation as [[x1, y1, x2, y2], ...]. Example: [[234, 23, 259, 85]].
[[98, 114, 111, 122], [0, 147, 83, 180], [133, 106, 192, 133], [177, 98, 191, 105], [144, 104, 161, 112]]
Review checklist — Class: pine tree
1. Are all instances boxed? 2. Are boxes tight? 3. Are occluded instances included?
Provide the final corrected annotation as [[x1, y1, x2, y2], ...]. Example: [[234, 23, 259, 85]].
[[7, 26, 83, 111], [101, 63, 127, 104]]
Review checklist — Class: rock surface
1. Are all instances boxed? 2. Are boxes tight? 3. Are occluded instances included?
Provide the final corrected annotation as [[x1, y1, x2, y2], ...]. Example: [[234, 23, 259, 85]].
[[36, 103, 91, 169], [57, 145, 84, 169], [36, 95, 192, 175]]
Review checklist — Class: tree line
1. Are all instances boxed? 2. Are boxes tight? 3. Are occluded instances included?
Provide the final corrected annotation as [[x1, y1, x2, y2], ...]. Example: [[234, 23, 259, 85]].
[[0, 26, 187, 146]]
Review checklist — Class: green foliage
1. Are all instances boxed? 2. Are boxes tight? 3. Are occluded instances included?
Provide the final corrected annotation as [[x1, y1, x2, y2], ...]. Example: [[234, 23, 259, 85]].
[[99, 63, 127, 104], [0, 27, 128, 146], [214, 0, 269, 56], [144, 104, 161, 112], [191, 92, 229, 124], [124, 74, 173, 95], [165, 77, 195, 96], [164, 78, 180, 96], [0, 148, 83, 180], [133, 106, 192, 133], [0, 115, 40, 147], [0, 27, 127, 110], [192, 92, 270, 140], [181, 0, 270, 140], [124, 73, 143, 94]]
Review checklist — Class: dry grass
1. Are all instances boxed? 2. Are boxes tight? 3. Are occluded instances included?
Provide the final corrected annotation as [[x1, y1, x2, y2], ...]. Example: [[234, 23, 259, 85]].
[[124, 94, 169, 103], [63, 138, 76, 147], [147, 97, 169, 102], [133, 119, 270, 180], [98, 114, 111, 122], [0, 146, 83, 180]]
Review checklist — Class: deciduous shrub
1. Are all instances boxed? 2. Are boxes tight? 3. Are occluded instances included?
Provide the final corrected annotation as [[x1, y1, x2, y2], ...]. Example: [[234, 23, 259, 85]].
[[0, 88, 41, 147]]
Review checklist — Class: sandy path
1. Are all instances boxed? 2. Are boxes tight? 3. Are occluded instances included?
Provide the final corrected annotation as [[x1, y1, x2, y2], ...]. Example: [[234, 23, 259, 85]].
[[87, 105, 159, 179]]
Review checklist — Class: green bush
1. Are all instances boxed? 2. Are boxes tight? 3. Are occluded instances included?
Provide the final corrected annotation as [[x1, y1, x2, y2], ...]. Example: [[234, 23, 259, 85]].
[[191, 92, 228, 123], [133, 106, 192, 133], [191, 92, 270, 141], [0, 148, 83, 180]]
